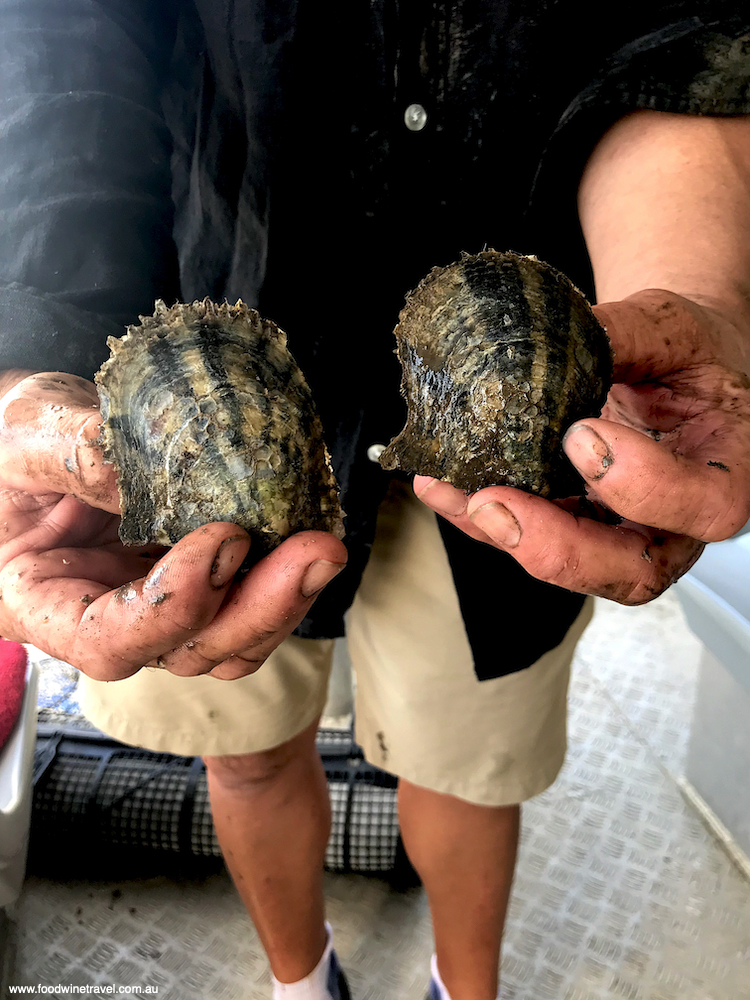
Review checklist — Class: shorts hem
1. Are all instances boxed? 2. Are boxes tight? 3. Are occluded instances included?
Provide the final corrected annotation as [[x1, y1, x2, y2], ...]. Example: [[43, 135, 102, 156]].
[[359, 746, 567, 807], [81, 696, 329, 758]]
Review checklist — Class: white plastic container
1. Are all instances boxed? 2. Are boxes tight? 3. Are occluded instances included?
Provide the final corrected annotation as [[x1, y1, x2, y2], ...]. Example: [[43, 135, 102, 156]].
[[674, 534, 750, 861]]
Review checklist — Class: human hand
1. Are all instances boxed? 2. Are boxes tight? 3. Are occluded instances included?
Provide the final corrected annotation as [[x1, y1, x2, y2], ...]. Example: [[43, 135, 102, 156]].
[[0, 372, 347, 679], [415, 290, 750, 605]]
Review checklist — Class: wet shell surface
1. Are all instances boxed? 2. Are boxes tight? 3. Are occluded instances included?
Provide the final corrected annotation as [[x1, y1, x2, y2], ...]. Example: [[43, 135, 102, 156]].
[[95, 300, 344, 556], [379, 251, 613, 498]]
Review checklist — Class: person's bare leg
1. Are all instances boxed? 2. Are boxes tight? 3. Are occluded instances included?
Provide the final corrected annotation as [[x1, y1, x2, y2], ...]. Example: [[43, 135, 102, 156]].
[[398, 779, 520, 1000], [204, 717, 330, 984]]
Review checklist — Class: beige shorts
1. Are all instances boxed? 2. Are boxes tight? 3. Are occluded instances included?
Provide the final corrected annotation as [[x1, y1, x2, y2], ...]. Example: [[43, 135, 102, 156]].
[[79, 479, 593, 806]]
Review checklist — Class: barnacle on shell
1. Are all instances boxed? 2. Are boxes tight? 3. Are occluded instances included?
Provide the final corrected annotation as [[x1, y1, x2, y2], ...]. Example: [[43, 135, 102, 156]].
[[379, 250, 613, 498], [95, 299, 344, 557]]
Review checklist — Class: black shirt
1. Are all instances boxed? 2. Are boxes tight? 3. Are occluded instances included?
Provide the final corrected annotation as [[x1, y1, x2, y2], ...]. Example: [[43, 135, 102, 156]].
[[0, 1, 748, 669]]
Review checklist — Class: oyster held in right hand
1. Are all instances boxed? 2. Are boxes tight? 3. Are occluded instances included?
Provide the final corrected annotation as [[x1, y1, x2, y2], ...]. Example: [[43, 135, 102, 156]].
[[95, 299, 344, 558]]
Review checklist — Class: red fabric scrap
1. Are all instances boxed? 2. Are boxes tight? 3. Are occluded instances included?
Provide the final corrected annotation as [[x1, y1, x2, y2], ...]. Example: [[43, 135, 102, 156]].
[[0, 639, 28, 751]]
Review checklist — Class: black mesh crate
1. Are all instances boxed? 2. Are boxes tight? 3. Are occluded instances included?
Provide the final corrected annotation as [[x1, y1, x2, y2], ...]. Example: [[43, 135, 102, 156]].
[[31, 724, 417, 882]]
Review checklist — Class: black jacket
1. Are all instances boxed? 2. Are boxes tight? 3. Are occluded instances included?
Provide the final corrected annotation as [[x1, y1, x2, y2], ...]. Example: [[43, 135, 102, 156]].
[[0, 1, 748, 672]]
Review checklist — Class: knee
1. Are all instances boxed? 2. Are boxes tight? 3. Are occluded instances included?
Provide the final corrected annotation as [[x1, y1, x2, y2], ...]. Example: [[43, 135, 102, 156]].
[[203, 725, 318, 793]]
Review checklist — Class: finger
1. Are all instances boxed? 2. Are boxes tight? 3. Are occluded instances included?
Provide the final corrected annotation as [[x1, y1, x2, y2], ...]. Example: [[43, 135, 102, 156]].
[[414, 475, 492, 544], [0, 373, 119, 512], [0, 522, 252, 677], [207, 653, 267, 681], [143, 646, 267, 681], [150, 530, 347, 678], [21, 545, 161, 589], [148, 647, 267, 681], [563, 418, 750, 540], [416, 475, 704, 603], [466, 488, 703, 604]]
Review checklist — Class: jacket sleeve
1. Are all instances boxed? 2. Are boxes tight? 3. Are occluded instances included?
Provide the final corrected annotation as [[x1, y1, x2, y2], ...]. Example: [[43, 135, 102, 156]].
[[0, 0, 180, 378]]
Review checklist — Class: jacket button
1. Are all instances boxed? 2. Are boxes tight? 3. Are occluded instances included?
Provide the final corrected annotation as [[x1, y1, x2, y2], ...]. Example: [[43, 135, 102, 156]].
[[404, 103, 428, 131]]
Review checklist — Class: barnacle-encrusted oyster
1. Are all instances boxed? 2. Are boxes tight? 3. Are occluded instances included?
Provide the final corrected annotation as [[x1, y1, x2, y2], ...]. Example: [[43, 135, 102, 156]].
[[379, 250, 612, 498], [95, 299, 344, 556]]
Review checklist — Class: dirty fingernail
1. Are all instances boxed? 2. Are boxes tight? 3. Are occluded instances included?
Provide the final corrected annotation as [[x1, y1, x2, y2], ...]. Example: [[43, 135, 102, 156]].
[[469, 502, 521, 548], [302, 559, 345, 598], [563, 424, 613, 480], [210, 535, 250, 588]]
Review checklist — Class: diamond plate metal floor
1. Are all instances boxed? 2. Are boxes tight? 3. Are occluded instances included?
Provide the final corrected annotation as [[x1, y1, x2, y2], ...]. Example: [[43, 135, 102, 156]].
[[6, 591, 750, 1000]]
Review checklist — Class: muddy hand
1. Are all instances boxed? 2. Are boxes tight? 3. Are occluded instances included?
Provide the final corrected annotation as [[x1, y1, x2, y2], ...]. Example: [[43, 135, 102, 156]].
[[416, 291, 750, 605], [0, 372, 347, 679]]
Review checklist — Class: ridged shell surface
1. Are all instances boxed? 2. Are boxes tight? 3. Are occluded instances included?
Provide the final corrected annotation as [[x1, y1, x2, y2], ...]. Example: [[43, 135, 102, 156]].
[[95, 300, 344, 555], [379, 251, 612, 498]]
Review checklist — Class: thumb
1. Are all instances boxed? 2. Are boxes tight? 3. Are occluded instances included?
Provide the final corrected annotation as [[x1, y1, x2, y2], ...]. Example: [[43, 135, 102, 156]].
[[0, 372, 120, 512]]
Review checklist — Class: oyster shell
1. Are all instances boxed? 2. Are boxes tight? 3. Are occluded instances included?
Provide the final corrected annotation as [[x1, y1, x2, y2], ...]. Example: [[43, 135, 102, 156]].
[[95, 300, 344, 556], [379, 251, 612, 498]]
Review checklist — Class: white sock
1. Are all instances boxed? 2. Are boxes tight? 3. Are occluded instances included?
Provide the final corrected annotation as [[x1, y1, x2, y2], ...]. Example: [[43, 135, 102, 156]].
[[430, 954, 501, 1000], [430, 955, 452, 1000], [272, 923, 335, 1000]]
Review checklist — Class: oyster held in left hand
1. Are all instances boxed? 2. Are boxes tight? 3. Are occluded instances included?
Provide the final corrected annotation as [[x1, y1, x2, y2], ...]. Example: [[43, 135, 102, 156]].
[[95, 299, 344, 557], [380, 250, 612, 498]]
